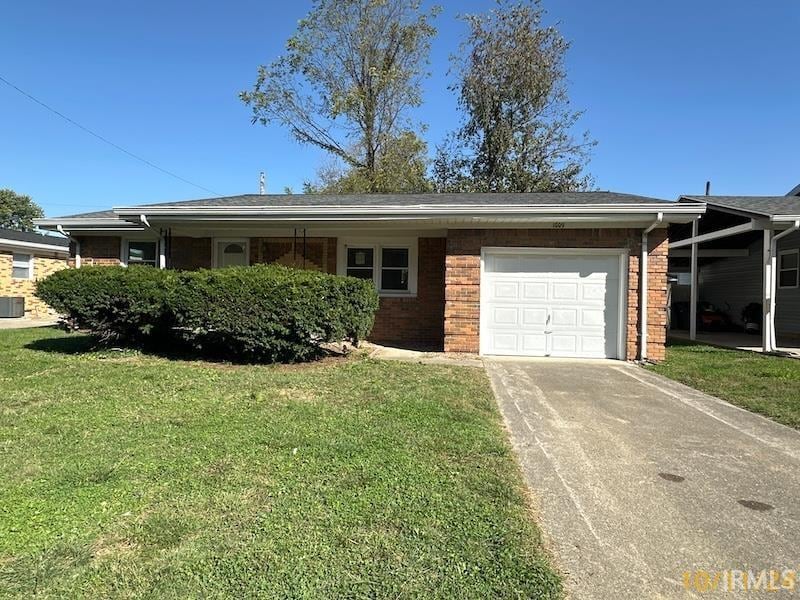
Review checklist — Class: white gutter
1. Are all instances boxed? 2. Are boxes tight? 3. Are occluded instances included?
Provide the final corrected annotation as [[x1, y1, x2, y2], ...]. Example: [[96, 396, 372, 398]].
[[640, 212, 664, 361], [767, 219, 800, 351], [0, 236, 69, 255]]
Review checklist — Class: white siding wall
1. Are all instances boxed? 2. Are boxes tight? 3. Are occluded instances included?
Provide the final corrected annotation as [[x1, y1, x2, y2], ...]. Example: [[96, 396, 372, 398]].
[[698, 239, 763, 328], [695, 231, 800, 335], [776, 231, 800, 335]]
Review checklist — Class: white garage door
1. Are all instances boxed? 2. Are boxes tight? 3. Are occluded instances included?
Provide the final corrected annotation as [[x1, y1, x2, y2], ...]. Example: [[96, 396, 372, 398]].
[[481, 249, 624, 359]]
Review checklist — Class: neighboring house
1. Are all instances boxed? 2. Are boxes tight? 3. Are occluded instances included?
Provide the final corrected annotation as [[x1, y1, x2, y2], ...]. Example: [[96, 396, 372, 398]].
[[669, 195, 800, 351], [0, 228, 69, 318], [35, 193, 704, 361]]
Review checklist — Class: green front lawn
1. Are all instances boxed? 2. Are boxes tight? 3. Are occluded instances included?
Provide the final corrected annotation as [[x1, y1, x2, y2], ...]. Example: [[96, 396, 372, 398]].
[[648, 339, 800, 429], [0, 327, 560, 598]]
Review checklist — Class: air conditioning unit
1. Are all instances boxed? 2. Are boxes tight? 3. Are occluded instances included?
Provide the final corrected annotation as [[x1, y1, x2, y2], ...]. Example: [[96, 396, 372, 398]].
[[0, 297, 25, 318]]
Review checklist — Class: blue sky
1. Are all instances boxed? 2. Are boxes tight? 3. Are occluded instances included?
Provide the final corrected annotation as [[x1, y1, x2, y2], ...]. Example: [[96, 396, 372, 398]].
[[1, 1, 798, 217]]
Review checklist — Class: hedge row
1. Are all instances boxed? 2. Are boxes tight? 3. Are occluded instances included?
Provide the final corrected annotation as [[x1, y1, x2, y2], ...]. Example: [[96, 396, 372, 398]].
[[36, 265, 379, 362]]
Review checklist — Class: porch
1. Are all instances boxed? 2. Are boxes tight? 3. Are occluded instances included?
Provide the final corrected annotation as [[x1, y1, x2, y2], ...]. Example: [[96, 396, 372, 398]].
[[670, 195, 800, 354]]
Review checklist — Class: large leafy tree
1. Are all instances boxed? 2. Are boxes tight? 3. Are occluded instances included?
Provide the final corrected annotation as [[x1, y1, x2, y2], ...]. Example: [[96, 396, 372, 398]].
[[0, 189, 44, 231], [434, 0, 595, 193], [241, 0, 438, 193], [303, 132, 431, 194]]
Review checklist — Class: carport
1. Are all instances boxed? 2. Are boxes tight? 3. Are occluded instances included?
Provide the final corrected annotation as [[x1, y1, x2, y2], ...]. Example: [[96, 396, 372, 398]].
[[670, 195, 800, 352]]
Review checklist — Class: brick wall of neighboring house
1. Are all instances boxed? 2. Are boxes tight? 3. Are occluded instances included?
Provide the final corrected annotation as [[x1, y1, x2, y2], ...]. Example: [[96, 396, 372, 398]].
[[70, 236, 121, 267], [0, 251, 68, 318], [170, 237, 212, 270], [444, 228, 669, 361], [369, 237, 446, 350]]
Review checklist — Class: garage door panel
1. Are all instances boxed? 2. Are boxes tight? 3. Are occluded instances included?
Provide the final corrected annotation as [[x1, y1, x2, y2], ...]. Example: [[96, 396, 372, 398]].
[[552, 282, 579, 301], [551, 334, 578, 355], [552, 308, 577, 327], [481, 250, 623, 359], [491, 307, 519, 326], [580, 336, 607, 356], [522, 281, 547, 300], [488, 332, 519, 353], [521, 307, 548, 326], [581, 283, 608, 301], [521, 334, 547, 354], [490, 281, 520, 300], [581, 308, 606, 327]]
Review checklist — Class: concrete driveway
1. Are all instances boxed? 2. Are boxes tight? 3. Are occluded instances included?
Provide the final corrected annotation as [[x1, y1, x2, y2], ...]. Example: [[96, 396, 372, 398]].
[[486, 359, 800, 599]]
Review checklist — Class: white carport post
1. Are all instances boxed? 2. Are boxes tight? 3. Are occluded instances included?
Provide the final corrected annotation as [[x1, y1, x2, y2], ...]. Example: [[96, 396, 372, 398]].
[[689, 219, 699, 341], [762, 230, 774, 353]]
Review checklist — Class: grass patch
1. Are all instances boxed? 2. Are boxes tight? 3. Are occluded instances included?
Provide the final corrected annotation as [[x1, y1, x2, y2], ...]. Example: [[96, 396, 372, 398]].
[[648, 338, 800, 429], [0, 327, 560, 598]]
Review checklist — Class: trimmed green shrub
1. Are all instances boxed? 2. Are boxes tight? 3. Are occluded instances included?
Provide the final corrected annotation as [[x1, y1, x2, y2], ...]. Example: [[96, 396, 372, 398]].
[[36, 266, 175, 345], [36, 264, 379, 362], [170, 265, 379, 362]]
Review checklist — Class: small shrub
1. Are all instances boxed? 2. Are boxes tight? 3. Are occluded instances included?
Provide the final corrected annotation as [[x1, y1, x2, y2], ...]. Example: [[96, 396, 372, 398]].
[[36, 264, 379, 363], [36, 266, 175, 345]]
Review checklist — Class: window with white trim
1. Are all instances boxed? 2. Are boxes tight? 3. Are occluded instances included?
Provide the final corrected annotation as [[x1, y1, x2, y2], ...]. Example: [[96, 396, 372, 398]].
[[11, 253, 33, 279], [380, 247, 409, 291], [126, 241, 157, 266], [778, 249, 799, 289], [346, 247, 374, 280], [340, 239, 417, 296]]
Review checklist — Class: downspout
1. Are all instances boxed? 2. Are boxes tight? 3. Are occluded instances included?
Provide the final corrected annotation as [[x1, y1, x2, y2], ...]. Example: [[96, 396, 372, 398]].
[[767, 220, 800, 351], [640, 212, 664, 361], [137, 214, 166, 269], [57, 224, 80, 268]]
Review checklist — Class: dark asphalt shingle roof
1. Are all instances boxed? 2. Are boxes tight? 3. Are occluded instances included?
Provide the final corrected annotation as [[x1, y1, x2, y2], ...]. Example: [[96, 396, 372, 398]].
[[0, 228, 69, 246], [56, 208, 117, 219], [55, 192, 675, 218], [136, 191, 674, 209], [681, 195, 800, 218]]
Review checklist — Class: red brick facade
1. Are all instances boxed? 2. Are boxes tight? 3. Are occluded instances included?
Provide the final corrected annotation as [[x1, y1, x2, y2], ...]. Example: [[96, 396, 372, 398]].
[[250, 237, 337, 273], [444, 228, 668, 361], [70, 228, 668, 360], [70, 236, 121, 267], [170, 237, 212, 270], [369, 238, 446, 349]]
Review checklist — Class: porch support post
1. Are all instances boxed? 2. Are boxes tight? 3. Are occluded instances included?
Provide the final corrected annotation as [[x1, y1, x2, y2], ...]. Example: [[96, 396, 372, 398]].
[[689, 219, 698, 341], [158, 234, 166, 270], [74, 239, 81, 269], [762, 229, 774, 353]]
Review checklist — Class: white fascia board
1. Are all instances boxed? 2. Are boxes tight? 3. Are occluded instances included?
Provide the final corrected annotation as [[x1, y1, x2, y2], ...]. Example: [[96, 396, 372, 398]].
[[113, 203, 706, 218], [0, 238, 69, 254]]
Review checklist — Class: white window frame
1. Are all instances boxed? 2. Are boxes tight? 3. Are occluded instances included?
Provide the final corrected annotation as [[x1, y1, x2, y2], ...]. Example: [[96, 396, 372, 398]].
[[121, 239, 158, 267], [778, 248, 799, 289], [11, 253, 33, 280], [337, 238, 418, 297], [213, 238, 250, 268]]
